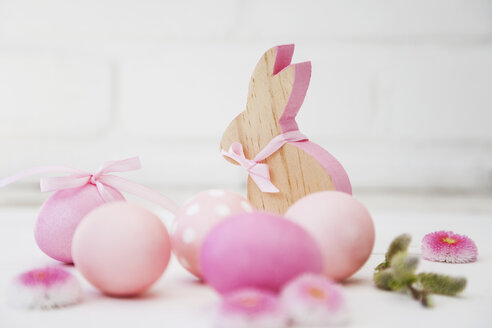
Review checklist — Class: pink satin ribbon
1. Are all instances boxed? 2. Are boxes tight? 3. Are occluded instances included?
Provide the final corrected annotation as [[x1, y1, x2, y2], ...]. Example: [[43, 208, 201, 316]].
[[0, 156, 180, 215], [221, 130, 308, 193]]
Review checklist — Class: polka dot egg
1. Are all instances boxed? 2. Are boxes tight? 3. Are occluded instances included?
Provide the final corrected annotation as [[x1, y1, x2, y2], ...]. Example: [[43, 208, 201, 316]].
[[170, 189, 253, 279]]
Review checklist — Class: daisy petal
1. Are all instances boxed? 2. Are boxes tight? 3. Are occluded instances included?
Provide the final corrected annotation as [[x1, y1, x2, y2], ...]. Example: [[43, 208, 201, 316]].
[[281, 273, 349, 326], [215, 288, 288, 328]]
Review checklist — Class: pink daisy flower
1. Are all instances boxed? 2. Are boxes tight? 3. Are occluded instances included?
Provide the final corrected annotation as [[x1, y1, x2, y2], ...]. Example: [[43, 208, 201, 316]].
[[281, 273, 349, 326], [7, 266, 82, 309], [422, 231, 478, 263], [215, 288, 288, 328]]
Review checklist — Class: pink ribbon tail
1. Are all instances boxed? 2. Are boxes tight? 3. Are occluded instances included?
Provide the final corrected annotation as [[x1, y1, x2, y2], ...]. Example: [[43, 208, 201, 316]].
[[40, 174, 92, 192], [248, 163, 279, 193], [96, 157, 142, 175], [0, 156, 180, 215], [99, 175, 180, 215], [0, 166, 85, 189]]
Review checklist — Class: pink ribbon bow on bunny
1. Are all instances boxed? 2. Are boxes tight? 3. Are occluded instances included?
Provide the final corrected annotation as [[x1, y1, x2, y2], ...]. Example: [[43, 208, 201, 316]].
[[0, 156, 179, 214], [221, 130, 308, 193]]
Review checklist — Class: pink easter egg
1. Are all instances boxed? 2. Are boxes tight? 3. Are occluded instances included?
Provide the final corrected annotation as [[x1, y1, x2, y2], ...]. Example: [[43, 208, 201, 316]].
[[72, 202, 171, 297], [170, 189, 253, 279], [285, 191, 375, 281], [200, 212, 323, 294], [35, 184, 124, 263]]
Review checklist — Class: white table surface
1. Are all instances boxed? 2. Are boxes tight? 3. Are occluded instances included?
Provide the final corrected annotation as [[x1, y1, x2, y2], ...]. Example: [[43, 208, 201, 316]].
[[1, 204, 491, 328]]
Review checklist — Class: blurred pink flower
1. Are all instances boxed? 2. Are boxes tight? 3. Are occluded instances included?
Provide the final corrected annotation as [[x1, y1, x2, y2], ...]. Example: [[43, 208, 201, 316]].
[[281, 273, 349, 326], [18, 266, 71, 287], [215, 288, 288, 328], [7, 266, 82, 309], [422, 231, 478, 263]]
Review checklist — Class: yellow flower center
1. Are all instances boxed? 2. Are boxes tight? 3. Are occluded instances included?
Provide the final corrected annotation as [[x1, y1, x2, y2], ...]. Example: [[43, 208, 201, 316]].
[[35, 272, 47, 280], [240, 296, 258, 307], [309, 287, 326, 299], [442, 237, 456, 244]]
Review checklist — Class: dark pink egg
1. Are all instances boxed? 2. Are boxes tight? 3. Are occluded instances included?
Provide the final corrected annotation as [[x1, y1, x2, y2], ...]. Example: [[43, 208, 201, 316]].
[[200, 212, 323, 294]]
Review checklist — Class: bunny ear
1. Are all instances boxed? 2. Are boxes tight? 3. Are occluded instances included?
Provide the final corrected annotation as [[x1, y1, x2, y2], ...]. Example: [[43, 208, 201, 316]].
[[273, 44, 295, 75], [247, 44, 312, 133], [251, 44, 294, 78], [278, 60, 312, 132], [272, 44, 312, 132]]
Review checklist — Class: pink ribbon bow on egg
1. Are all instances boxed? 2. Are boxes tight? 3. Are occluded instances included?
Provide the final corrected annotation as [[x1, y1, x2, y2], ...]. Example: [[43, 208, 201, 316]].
[[0, 156, 179, 214], [221, 130, 308, 193]]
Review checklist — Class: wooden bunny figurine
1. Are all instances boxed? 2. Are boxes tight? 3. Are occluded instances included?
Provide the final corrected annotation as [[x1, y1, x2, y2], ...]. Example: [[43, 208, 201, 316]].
[[220, 44, 351, 214]]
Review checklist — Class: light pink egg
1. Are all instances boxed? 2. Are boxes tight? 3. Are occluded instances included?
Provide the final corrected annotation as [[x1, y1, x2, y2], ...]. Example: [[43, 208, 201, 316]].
[[35, 184, 124, 263], [200, 212, 323, 294], [285, 191, 375, 281], [170, 189, 253, 279], [72, 202, 171, 297]]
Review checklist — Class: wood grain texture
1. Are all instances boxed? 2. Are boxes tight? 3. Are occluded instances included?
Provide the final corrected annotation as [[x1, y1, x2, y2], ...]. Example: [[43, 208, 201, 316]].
[[221, 45, 351, 214]]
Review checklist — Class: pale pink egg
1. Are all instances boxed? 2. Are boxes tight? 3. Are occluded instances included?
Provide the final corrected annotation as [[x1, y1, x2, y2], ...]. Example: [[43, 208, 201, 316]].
[[72, 202, 171, 297], [285, 191, 375, 281], [35, 184, 124, 263], [200, 212, 323, 294], [170, 189, 253, 279]]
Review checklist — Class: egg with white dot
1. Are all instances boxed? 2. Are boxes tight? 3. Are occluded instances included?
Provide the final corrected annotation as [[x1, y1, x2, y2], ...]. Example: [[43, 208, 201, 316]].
[[241, 201, 253, 212], [185, 203, 200, 216], [216, 205, 231, 217], [170, 190, 254, 279], [182, 228, 196, 244]]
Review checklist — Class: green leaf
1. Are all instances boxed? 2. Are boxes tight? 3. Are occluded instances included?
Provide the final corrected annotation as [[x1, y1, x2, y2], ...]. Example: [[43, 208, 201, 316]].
[[391, 252, 419, 283], [374, 269, 395, 290], [375, 233, 412, 272], [386, 233, 412, 263], [417, 273, 467, 296], [375, 262, 387, 272], [389, 278, 408, 291]]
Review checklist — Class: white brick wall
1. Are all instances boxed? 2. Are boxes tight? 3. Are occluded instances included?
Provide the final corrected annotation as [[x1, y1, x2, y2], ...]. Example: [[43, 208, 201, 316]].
[[0, 53, 111, 137], [238, 0, 492, 39], [0, 0, 238, 41], [0, 0, 491, 199]]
